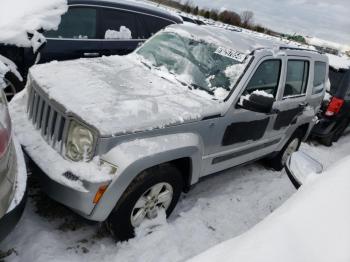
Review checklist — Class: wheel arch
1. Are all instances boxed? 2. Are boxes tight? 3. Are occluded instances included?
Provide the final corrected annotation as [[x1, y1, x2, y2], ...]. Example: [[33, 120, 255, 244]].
[[89, 133, 203, 221]]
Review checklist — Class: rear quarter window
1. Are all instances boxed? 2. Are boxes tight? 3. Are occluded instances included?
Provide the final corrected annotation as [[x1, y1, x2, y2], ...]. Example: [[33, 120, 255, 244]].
[[313, 61, 327, 94]]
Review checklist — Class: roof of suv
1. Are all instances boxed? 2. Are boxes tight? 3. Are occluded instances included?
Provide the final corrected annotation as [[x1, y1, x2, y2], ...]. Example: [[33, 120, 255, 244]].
[[167, 23, 320, 56], [68, 0, 182, 23]]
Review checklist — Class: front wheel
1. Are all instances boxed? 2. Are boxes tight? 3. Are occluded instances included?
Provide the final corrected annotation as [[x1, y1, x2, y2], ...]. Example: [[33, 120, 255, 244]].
[[267, 131, 302, 171], [106, 164, 183, 241]]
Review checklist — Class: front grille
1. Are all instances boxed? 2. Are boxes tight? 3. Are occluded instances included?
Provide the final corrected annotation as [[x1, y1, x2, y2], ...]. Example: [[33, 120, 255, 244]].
[[27, 85, 68, 153]]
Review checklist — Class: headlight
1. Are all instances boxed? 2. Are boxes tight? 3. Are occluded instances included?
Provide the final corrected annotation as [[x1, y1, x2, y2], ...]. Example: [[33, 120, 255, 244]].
[[65, 121, 96, 162]]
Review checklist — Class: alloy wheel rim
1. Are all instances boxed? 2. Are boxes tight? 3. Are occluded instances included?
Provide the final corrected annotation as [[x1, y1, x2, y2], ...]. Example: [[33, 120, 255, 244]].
[[130, 182, 173, 227], [282, 138, 300, 166]]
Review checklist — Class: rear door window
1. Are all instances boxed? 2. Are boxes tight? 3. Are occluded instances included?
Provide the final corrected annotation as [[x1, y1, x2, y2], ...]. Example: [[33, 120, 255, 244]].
[[45, 7, 97, 39], [283, 60, 309, 97], [100, 9, 143, 40], [313, 61, 327, 94]]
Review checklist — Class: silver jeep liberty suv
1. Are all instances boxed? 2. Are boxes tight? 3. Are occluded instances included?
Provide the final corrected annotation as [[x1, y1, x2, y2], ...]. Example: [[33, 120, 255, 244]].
[[10, 23, 328, 240]]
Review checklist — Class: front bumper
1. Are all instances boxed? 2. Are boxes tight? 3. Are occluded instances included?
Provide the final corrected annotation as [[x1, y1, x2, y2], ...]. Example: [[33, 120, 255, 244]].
[[9, 90, 112, 221], [25, 154, 109, 220], [0, 137, 27, 242]]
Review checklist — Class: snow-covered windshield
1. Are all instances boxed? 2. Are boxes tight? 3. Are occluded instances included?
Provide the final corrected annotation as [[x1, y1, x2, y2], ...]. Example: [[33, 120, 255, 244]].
[[137, 32, 250, 98]]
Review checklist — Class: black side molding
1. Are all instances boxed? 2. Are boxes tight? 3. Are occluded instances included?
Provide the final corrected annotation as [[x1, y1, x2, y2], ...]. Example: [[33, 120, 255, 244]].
[[212, 138, 281, 164]]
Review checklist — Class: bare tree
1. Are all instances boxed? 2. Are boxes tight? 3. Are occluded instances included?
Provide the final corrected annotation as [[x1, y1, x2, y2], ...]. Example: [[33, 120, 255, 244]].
[[192, 6, 199, 15], [210, 9, 219, 21], [241, 10, 254, 28], [218, 10, 241, 26]]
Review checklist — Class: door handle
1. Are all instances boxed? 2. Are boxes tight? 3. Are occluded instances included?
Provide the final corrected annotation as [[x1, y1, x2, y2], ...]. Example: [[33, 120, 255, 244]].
[[83, 52, 100, 57], [269, 108, 280, 115], [299, 102, 309, 108]]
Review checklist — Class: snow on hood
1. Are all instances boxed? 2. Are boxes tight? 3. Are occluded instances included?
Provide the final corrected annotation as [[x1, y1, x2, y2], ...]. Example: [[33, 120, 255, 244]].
[[0, 0, 67, 47], [327, 53, 350, 70], [29, 55, 223, 136], [188, 156, 350, 262]]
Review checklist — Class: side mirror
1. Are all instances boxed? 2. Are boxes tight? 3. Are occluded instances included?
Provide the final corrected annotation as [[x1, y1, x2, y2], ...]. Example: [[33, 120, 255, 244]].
[[285, 151, 323, 189], [240, 92, 274, 114]]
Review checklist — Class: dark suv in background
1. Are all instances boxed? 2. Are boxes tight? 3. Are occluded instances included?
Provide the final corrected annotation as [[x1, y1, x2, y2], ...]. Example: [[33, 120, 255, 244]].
[[312, 65, 350, 146], [0, 0, 182, 99]]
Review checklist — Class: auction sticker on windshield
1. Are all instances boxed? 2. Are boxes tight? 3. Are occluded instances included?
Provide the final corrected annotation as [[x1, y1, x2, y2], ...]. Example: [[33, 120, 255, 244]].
[[215, 47, 246, 63]]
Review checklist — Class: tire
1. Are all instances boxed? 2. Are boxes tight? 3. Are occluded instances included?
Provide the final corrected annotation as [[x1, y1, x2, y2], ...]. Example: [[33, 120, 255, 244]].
[[319, 134, 333, 147], [267, 130, 303, 171], [106, 164, 183, 241], [3, 72, 24, 101], [319, 119, 350, 147], [333, 118, 350, 142]]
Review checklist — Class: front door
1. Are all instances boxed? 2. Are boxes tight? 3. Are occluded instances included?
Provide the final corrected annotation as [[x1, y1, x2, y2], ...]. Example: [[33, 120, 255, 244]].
[[204, 58, 283, 175]]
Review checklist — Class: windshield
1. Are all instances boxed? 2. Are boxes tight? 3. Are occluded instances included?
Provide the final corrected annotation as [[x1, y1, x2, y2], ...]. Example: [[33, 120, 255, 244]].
[[136, 31, 250, 99]]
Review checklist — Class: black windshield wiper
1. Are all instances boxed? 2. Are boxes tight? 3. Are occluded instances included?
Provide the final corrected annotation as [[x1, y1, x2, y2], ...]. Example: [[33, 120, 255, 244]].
[[190, 83, 215, 96], [140, 61, 151, 70]]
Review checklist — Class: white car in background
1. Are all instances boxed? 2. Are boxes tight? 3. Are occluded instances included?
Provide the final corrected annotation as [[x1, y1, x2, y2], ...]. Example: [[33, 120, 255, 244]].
[[188, 151, 350, 262]]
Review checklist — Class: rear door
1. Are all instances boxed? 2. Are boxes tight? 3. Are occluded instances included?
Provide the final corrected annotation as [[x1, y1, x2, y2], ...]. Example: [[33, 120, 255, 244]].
[[40, 6, 101, 62], [273, 58, 311, 136], [98, 8, 146, 56]]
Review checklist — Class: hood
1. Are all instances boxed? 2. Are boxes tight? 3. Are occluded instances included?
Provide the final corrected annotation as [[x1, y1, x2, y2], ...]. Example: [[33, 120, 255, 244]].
[[29, 55, 223, 136]]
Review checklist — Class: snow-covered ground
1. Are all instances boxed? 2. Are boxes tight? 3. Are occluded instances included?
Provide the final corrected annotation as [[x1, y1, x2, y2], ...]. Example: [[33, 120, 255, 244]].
[[1, 131, 350, 262], [190, 142, 350, 262]]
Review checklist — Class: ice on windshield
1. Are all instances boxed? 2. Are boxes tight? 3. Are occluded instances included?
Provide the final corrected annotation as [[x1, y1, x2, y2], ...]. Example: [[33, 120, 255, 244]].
[[137, 32, 251, 100]]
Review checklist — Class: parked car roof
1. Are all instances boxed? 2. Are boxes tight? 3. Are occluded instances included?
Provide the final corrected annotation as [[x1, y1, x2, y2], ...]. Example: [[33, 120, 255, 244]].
[[67, 0, 182, 23], [167, 23, 321, 56]]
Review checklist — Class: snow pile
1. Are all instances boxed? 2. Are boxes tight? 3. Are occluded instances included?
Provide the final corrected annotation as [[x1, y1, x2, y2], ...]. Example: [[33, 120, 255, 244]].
[[25, 55, 223, 136], [239, 90, 273, 105], [327, 54, 350, 70], [250, 89, 273, 98], [105, 26, 132, 40], [0, 0, 67, 47], [306, 36, 350, 53], [189, 156, 350, 262]]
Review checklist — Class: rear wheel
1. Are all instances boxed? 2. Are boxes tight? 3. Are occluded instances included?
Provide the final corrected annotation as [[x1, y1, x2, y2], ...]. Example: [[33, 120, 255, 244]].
[[3, 72, 24, 101], [106, 164, 183, 241], [267, 130, 303, 171]]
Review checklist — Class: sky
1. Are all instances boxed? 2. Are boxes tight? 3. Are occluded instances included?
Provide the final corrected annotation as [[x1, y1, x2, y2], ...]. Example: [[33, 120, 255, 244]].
[[190, 0, 350, 45]]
